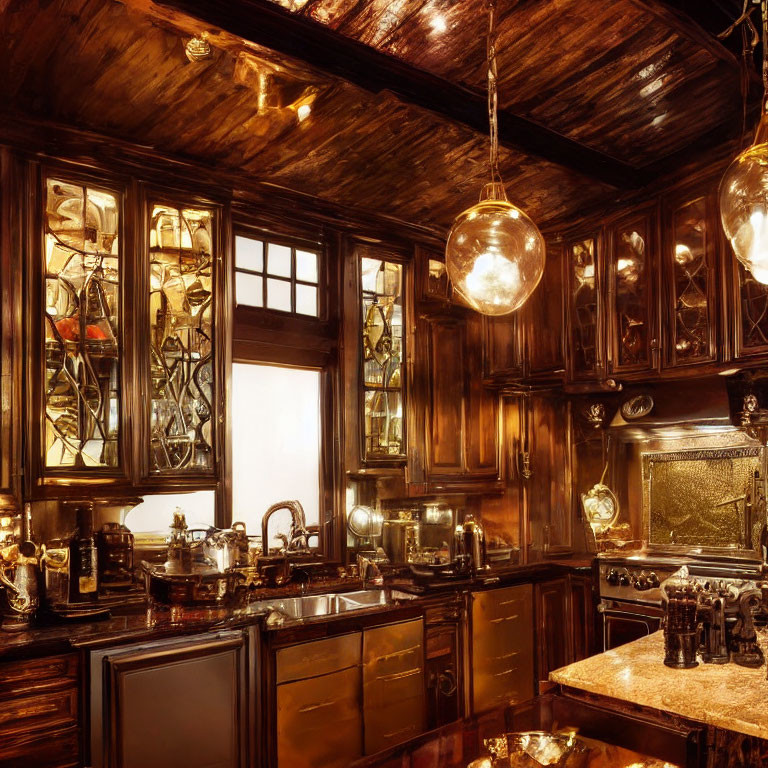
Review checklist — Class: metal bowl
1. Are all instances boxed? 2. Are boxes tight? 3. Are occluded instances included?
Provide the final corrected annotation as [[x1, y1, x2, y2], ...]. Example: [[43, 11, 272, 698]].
[[481, 731, 591, 768]]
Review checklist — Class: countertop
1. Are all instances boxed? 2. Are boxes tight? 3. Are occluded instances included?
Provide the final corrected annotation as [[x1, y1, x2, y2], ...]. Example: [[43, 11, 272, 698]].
[[550, 631, 768, 739], [0, 558, 590, 660]]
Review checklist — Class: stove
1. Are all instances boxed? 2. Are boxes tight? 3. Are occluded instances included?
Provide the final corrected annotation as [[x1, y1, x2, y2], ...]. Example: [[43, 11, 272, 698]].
[[597, 552, 764, 651]]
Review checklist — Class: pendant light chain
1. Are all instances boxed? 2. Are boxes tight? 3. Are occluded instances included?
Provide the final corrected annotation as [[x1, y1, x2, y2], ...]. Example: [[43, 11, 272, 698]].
[[762, 0, 768, 100], [487, 0, 501, 185]]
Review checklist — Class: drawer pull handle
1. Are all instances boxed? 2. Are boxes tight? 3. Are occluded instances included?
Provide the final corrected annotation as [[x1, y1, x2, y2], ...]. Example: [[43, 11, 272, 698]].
[[377, 668, 421, 683], [375, 644, 421, 662], [492, 667, 518, 678], [298, 700, 337, 714], [490, 614, 519, 624]]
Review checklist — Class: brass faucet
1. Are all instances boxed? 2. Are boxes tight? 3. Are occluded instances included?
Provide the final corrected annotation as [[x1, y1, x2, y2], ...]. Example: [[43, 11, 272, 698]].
[[261, 501, 311, 555]]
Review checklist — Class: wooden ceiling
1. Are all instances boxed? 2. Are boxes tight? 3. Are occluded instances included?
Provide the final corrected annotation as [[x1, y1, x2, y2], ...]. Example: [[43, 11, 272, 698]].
[[0, 0, 749, 234]]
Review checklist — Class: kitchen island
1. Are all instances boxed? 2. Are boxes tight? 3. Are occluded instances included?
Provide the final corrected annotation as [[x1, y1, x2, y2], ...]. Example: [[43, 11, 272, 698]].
[[549, 631, 768, 766]]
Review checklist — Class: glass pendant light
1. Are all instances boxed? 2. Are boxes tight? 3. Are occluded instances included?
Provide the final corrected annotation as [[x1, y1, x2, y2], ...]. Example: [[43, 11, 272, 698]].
[[445, 0, 545, 316], [720, 1, 768, 284]]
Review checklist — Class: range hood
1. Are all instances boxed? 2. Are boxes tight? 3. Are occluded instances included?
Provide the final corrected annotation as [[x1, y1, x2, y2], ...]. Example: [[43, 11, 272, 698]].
[[609, 377, 736, 437]]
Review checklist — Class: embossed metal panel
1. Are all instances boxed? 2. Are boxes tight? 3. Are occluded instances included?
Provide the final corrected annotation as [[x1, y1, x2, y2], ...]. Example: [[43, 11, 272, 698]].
[[276, 665, 363, 768], [472, 584, 534, 714], [643, 447, 762, 550], [363, 618, 425, 754]]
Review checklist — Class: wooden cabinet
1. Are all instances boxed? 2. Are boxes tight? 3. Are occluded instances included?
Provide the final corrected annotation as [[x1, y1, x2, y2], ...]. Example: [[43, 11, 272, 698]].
[[25, 164, 228, 497], [277, 664, 363, 768], [363, 618, 425, 755], [90, 632, 246, 768], [607, 211, 658, 375], [535, 573, 595, 689], [0, 653, 80, 768], [274, 621, 425, 766], [535, 578, 570, 685], [471, 584, 534, 714], [411, 311, 500, 490]]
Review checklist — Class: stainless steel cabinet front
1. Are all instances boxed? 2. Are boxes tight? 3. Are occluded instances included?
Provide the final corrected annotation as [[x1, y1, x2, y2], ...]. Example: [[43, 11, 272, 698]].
[[471, 584, 534, 714]]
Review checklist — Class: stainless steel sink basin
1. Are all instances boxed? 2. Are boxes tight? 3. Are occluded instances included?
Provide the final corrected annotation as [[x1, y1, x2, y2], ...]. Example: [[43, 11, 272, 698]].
[[251, 588, 398, 620]]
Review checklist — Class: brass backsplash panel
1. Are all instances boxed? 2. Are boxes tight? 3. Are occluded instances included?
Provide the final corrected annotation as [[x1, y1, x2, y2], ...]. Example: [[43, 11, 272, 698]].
[[642, 446, 761, 550]]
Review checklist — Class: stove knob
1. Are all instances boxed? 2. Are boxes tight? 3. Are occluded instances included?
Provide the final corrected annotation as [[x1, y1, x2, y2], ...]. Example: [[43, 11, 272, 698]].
[[618, 570, 631, 587], [635, 572, 649, 590], [648, 572, 660, 588], [606, 569, 619, 585]]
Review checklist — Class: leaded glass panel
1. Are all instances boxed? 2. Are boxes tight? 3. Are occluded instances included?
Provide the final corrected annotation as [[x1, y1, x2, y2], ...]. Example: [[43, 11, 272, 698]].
[[671, 199, 709, 362], [44, 178, 120, 469], [149, 204, 215, 472], [614, 222, 648, 368], [361, 256, 404, 458], [570, 238, 598, 375]]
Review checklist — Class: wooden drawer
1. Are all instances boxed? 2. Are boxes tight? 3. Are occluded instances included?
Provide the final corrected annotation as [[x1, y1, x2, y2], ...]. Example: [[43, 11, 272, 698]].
[[0, 653, 78, 695], [0, 686, 78, 737], [363, 620, 423, 680], [0, 722, 79, 768], [277, 665, 362, 768], [276, 632, 361, 684]]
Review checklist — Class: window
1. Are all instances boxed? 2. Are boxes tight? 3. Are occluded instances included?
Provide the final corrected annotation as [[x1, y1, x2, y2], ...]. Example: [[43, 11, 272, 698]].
[[231, 362, 321, 550], [235, 235, 319, 317]]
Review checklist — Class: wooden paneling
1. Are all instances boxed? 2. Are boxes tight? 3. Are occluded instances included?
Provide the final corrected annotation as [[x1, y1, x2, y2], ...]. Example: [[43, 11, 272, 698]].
[[465, 315, 498, 475], [535, 578, 570, 686], [427, 317, 465, 476], [526, 243, 564, 379], [263, 0, 743, 166]]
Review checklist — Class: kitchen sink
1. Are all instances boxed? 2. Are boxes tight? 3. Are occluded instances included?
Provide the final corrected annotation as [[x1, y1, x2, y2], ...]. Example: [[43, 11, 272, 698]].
[[251, 588, 408, 620]]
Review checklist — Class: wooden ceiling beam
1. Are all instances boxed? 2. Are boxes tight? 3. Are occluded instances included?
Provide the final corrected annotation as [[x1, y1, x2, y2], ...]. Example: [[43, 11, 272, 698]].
[[152, 0, 643, 189]]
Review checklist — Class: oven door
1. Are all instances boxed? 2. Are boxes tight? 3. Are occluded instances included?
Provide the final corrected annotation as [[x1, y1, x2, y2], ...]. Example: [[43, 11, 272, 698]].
[[599, 599, 662, 651]]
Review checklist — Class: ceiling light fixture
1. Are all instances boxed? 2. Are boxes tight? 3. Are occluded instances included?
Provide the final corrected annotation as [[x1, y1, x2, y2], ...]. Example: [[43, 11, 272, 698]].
[[444, 0, 545, 316], [720, 0, 768, 284], [185, 32, 212, 63]]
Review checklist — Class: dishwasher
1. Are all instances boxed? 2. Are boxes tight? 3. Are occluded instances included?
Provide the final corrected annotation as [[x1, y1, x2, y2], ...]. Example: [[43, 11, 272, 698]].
[[88, 628, 251, 768]]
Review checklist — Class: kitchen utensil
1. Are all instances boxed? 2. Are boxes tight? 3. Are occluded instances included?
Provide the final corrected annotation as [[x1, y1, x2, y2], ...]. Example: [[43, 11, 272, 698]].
[[454, 514, 487, 573], [382, 518, 419, 564], [97, 522, 134, 589], [142, 562, 246, 608], [0, 544, 40, 632]]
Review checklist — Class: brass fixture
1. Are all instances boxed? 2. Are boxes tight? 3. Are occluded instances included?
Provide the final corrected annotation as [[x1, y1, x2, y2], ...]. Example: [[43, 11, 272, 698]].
[[185, 32, 212, 63], [720, 0, 768, 283], [444, 0, 545, 316]]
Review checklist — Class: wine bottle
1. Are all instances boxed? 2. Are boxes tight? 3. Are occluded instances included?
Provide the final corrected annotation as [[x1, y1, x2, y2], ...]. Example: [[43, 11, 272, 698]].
[[69, 504, 98, 603]]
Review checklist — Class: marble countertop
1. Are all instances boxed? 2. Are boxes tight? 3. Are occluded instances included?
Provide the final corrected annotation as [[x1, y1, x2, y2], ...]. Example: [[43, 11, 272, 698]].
[[550, 631, 768, 739]]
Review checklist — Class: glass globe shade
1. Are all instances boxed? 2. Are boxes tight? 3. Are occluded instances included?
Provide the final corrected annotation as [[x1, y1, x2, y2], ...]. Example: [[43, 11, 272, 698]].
[[720, 125, 768, 286], [445, 183, 545, 316]]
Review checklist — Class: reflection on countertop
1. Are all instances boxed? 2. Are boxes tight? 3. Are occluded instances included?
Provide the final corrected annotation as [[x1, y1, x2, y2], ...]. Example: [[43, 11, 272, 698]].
[[550, 630, 768, 740]]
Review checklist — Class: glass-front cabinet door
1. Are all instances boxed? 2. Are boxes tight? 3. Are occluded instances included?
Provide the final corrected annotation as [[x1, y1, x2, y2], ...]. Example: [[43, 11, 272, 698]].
[[147, 203, 217, 475], [607, 213, 657, 375], [359, 252, 405, 463], [36, 173, 125, 484], [565, 235, 603, 381], [662, 194, 718, 368], [732, 250, 768, 359], [30, 170, 225, 494]]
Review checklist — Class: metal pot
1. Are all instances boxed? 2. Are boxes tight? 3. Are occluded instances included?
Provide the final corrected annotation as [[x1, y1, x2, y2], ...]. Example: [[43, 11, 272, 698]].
[[382, 519, 419, 564], [142, 562, 246, 607]]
